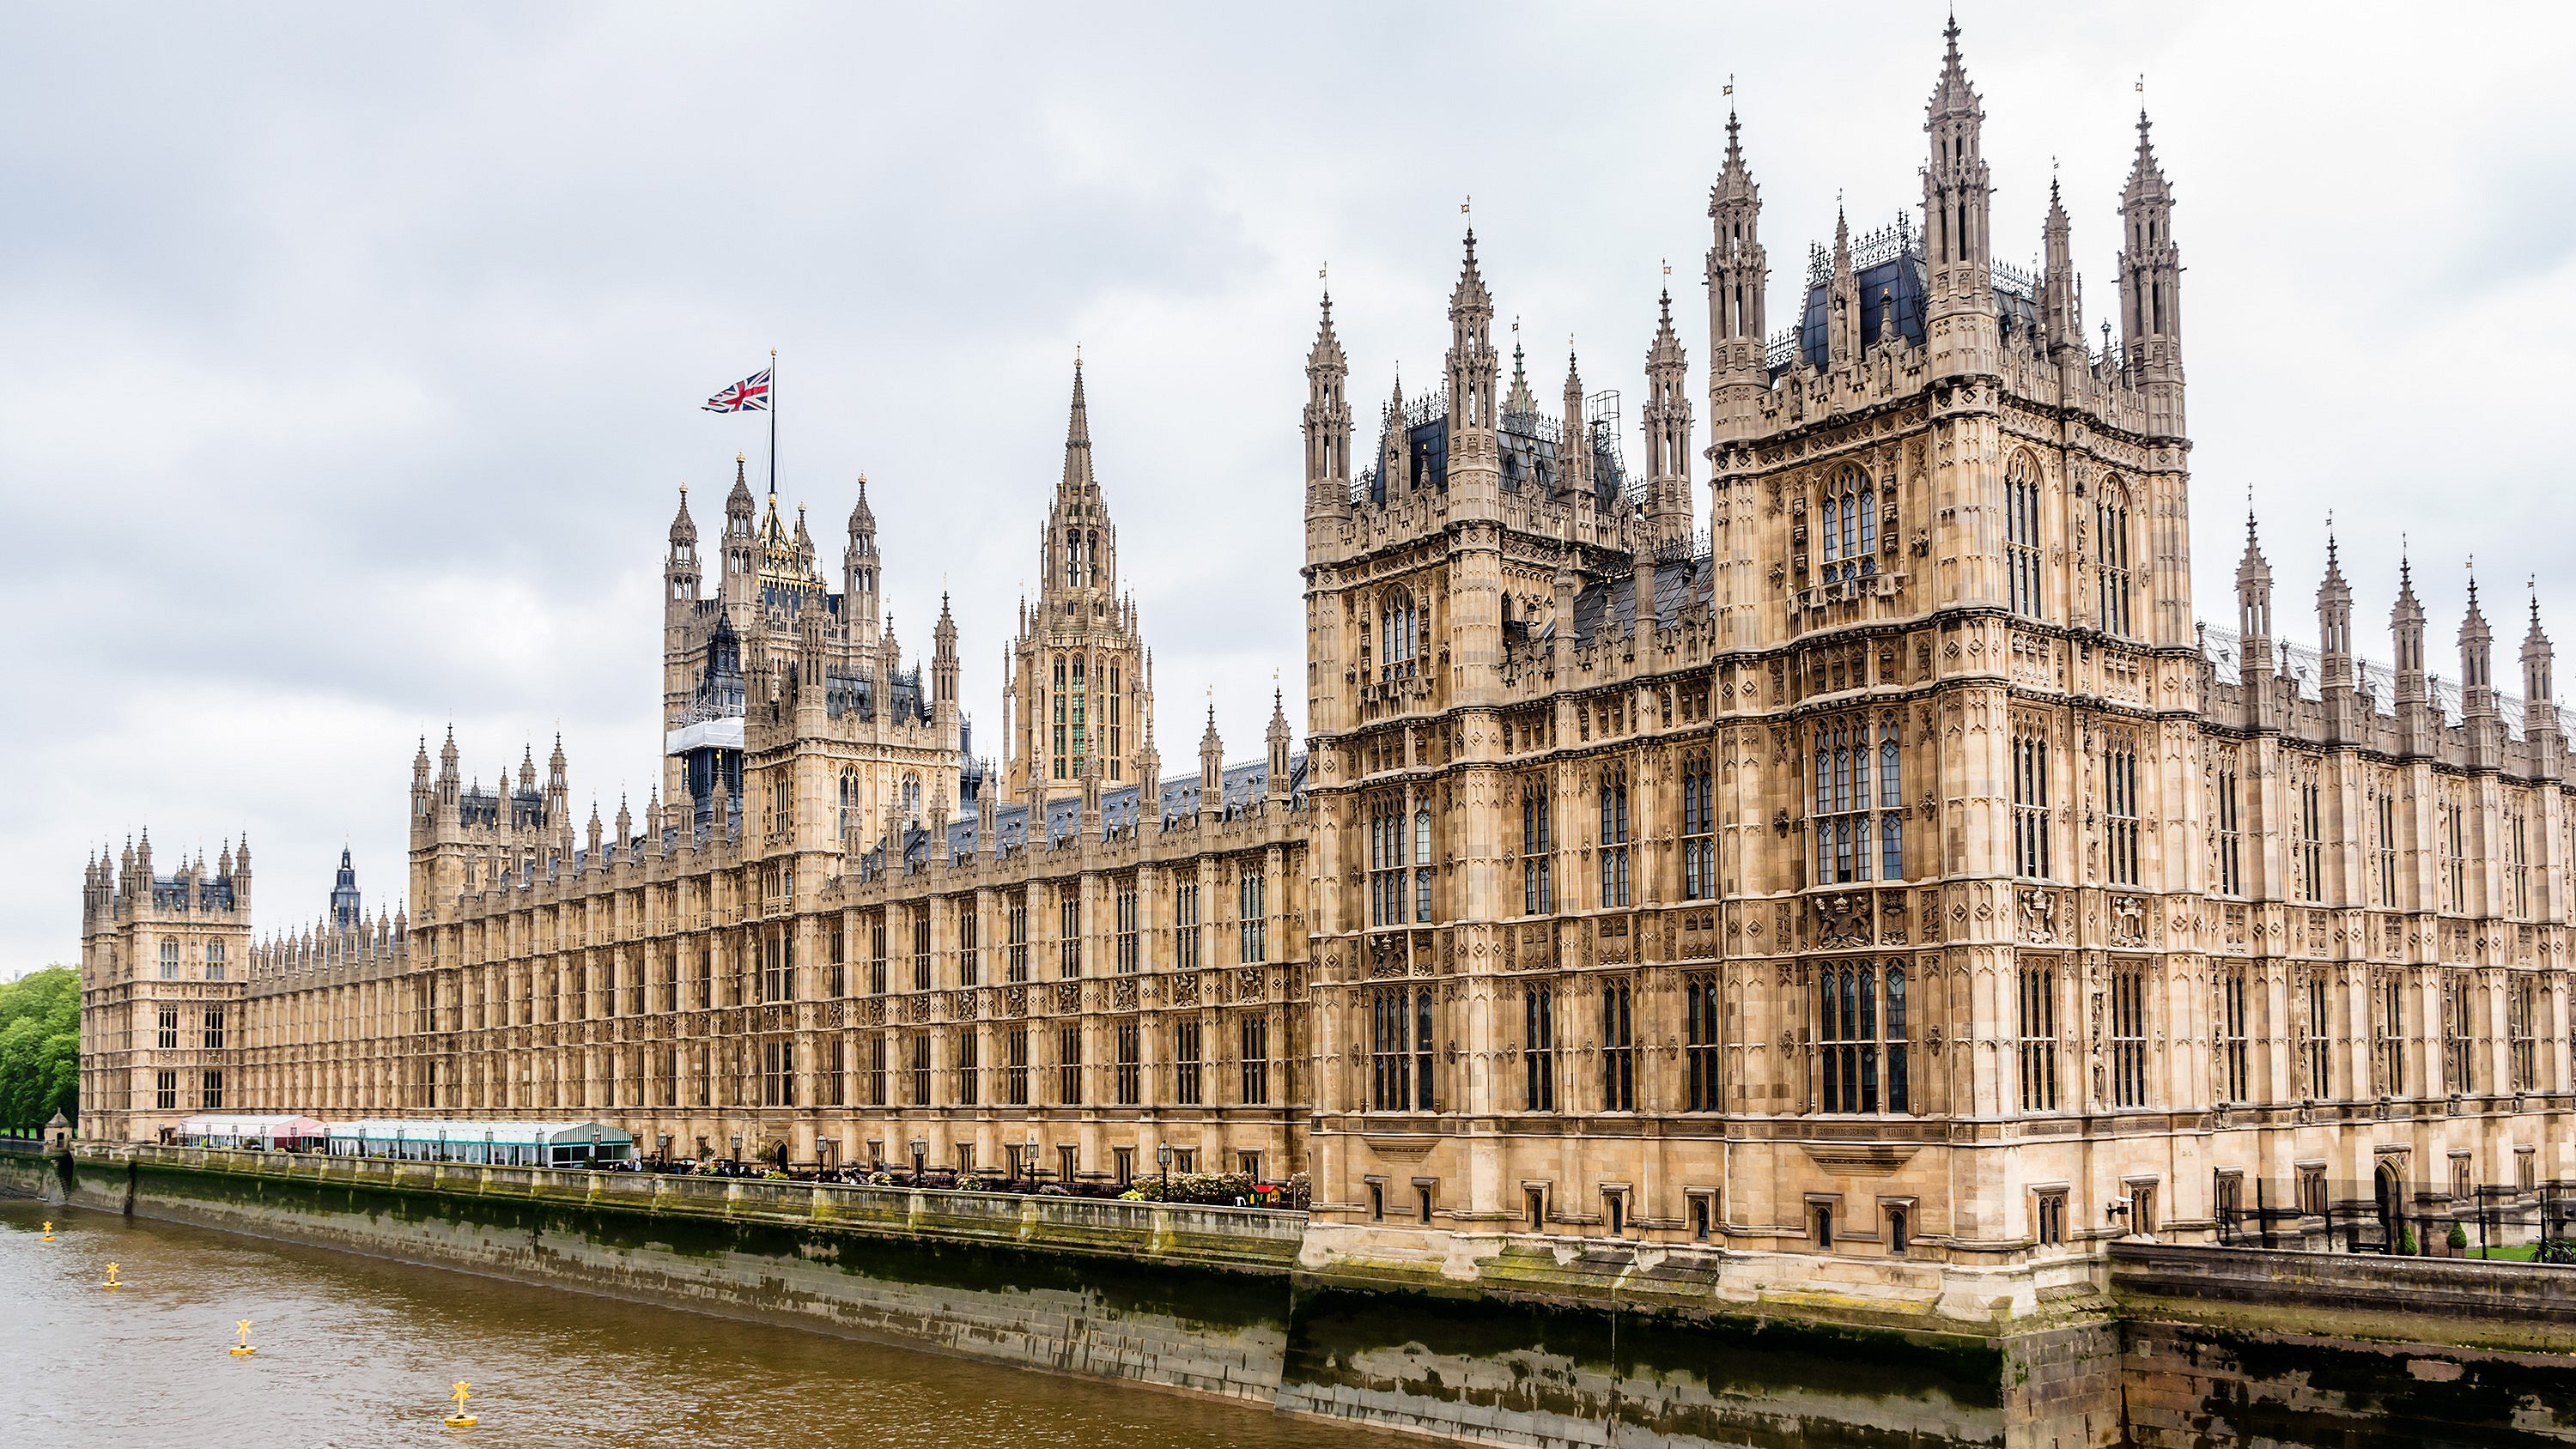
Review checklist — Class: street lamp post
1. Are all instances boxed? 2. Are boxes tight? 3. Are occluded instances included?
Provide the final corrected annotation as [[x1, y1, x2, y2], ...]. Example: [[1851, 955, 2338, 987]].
[[910, 1135, 928, 1186], [1157, 1140, 1174, 1200], [1027, 1133, 1041, 1190]]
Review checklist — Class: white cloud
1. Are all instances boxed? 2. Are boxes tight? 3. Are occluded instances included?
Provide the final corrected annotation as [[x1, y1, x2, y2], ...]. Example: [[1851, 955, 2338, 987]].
[[4, 1, 2573, 966]]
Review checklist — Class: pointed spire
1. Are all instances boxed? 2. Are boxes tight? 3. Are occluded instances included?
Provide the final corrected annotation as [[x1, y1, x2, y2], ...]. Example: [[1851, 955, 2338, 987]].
[[1928, 9, 1979, 118], [1309, 277, 1345, 370], [1060, 354, 1095, 495], [1504, 321, 1535, 415], [726, 452, 755, 517], [1449, 224, 1491, 314], [670, 483, 698, 546], [849, 474, 874, 535]]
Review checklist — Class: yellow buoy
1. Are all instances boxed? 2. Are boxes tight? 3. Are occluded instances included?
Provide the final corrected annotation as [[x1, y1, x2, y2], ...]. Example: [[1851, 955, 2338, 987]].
[[444, 1379, 478, 1428], [39, 1221, 53, 1241], [102, 1262, 122, 1290], [232, 1319, 257, 1356]]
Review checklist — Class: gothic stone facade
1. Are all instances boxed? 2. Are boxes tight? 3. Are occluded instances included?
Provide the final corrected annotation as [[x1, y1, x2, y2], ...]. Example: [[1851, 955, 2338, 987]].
[[81, 26, 2576, 1285]]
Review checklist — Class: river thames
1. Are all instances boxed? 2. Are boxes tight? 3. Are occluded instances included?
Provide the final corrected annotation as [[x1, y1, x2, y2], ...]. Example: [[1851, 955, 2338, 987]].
[[0, 1197, 1400, 1448]]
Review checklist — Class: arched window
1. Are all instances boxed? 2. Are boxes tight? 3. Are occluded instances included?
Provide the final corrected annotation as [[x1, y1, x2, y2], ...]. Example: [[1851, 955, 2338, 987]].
[[1597, 768, 1631, 907], [2006, 452, 2044, 618], [1816, 468, 1876, 585], [1380, 591, 1422, 679], [838, 768, 859, 841], [1413, 805, 1434, 924], [2095, 478, 2132, 636], [1819, 961, 1909, 1113], [1051, 657, 1068, 780], [1066, 529, 1081, 588]]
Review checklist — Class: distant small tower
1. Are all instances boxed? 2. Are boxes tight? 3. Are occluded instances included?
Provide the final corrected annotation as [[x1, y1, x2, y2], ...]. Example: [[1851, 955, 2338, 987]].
[[2524, 589, 2558, 764], [1199, 700, 1224, 825], [1704, 101, 1770, 412], [845, 478, 880, 647], [1642, 288, 1693, 554], [1304, 284, 1352, 540], [2318, 530, 2358, 738], [1267, 687, 1293, 804], [1922, 15, 1996, 379], [2120, 101, 2185, 435], [328, 847, 361, 930], [2237, 514, 2275, 728]]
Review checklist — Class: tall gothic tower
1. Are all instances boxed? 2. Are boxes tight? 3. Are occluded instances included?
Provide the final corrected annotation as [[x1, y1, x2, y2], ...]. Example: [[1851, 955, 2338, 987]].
[[1005, 359, 1155, 804]]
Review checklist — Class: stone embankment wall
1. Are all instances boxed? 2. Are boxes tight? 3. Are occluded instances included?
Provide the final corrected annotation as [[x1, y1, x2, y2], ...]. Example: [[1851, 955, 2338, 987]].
[[2111, 1241, 2576, 1446], [1, 1144, 2117, 1447]]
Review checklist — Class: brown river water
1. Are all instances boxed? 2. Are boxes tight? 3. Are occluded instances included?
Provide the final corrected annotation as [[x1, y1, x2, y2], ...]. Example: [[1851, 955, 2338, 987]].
[[0, 1196, 1403, 1449]]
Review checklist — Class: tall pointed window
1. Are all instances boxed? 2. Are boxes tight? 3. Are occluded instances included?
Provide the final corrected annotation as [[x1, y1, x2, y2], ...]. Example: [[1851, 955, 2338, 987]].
[[1106, 664, 1122, 778], [2006, 451, 2044, 618], [1601, 979, 1635, 1111], [2215, 763, 2244, 895], [2376, 973, 2406, 1098], [2020, 960, 2060, 1112], [2374, 786, 2398, 908], [1520, 775, 1552, 914], [1680, 751, 1715, 900], [2111, 962, 2148, 1107], [1051, 658, 1068, 780], [2302, 971, 2331, 1101], [1369, 794, 1405, 927], [1817, 466, 1877, 585], [2105, 732, 2141, 888], [1597, 768, 1631, 907], [1522, 984, 1555, 1111], [2096, 480, 2133, 636], [1371, 985, 1436, 1112], [2440, 791, 2467, 913], [1069, 656, 1087, 778], [2218, 965, 2251, 1104], [1685, 974, 1722, 1112], [2012, 724, 2052, 880], [1821, 961, 1908, 1113]]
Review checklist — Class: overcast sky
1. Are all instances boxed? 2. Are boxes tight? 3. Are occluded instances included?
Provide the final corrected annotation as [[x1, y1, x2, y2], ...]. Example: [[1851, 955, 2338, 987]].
[[4, 2, 2573, 971]]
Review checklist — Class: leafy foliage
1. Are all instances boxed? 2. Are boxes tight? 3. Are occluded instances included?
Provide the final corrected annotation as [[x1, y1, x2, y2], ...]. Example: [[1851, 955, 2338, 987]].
[[0, 967, 78, 1133]]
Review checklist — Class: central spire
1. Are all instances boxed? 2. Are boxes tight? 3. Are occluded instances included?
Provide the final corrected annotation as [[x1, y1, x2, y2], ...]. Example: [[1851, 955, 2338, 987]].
[[1061, 354, 1094, 494]]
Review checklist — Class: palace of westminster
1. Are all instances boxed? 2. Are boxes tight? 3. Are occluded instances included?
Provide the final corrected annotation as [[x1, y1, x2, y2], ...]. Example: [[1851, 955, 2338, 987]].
[[76, 27, 2576, 1271]]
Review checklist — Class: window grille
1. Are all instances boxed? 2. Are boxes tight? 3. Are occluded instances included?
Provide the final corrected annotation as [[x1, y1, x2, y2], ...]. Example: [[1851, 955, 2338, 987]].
[[2105, 734, 2140, 888], [2013, 728, 2052, 880], [2218, 966, 2250, 1104], [2020, 961, 2060, 1112], [1521, 775, 1553, 913], [1680, 751, 1715, 900], [1685, 973, 1722, 1112], [1601, 979, 1635, 1112], [1370, 985, 1435, 1112], [1174, 1019, 1202, 1105], [2005, 452, 2044, 618], [2111, 963, 2148, 1106], [2095, 484, 2132, 635], [1522, 985, 1555, 1111], [1238, 1014, 1270, 1104], [1598, 768, 1631, 907]]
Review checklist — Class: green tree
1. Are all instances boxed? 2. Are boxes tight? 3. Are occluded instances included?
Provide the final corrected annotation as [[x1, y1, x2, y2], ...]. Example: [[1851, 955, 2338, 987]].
[[0, 967, 79, 1134]]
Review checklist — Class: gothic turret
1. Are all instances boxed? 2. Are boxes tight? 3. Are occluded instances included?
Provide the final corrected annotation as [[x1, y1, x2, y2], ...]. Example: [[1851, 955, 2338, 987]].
[[1559, 346, 1590, 501], [721, 455, 756, 613], [1445, 228, 1500, 483], [2119, 103, 2184, 434], [933, 591, 959, 726], [1198, 700, 1224, 825], [2318, 530, 2358, 738], [2237, 514, 2276, 727], [1267, 687, 1292, 803], [328, 847, 361, 930], [1825, 207, 1861, 367], [1642, 288, 1693, 554], [844, 477, 880, 646], [2038, 174, 2079, 359], [1705, 103, 1768, 399], [2463, 573, 2500, 767], [1923, 16, 1996, 378], [2524, 590, 2559, 761], [1304, 285, 1352, 531], [667, 485, 702, 606]]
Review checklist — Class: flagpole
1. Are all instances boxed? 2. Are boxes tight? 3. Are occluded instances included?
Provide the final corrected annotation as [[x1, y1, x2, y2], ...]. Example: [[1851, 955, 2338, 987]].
[[768, 348, 778, 498]]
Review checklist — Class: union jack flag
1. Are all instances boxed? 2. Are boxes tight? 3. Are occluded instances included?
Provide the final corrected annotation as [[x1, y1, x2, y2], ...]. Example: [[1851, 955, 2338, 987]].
[[702, 368, 771, 413]]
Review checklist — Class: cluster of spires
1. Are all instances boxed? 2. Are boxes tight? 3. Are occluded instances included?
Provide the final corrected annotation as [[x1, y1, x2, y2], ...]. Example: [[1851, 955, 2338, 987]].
[[2234, 512, 2559, 744]]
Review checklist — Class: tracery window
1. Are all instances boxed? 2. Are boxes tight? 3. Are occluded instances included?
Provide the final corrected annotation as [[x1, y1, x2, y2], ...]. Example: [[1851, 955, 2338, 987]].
[[2302, 971, 2331, 1101], [1380, 590, 1423, 680], [1006, 892, 1029, 983], [1059, 889, 1082, 978], [2215, 763, 2244, 895], [1106, 664, 1122, 778], [1520, 775, 1552, 914], [2105, 731, 2141, 888], [1173, 1018, 1202, 1106], [2095, 479, 2133, 636], [1238, 1014, 1270, 1104], [1368, 794, 1406, 927], [1684, 973, 1722, 1112], [2218, 965, 2250, 1104], [2012, 724, 2052, 880], [1057, 1022, 1083, 1105], [1115, 882, 1139, 973], [1680, 750, 1715, 900], [2512, 976, 2537, 1093], [2445, 974, 2478, 1094], [1175, 882, 1200, 970], [1597, 767, 1631, 908], [1601, 978, 1636, 1112], [1239, 870, 1268, 962], [1051, 657, 1068, 780], [2020, 960, 2060, 1112], [1820, 961, 1908, 1113], [1069, 656, 1087, 778], [2440, 790, 2468, 913], [2006, 450, 2044, 619], [1816, 465, 1877, 585], [1522, 984, 1555, 1112], [2508, 802, 2531, 919], [2376, 973, 2406, 1098], [1370, 985, 1436, 1112], [2293, 774, 2324, 903], [2374, 787, 2397, 908], [2111, 962, 2148, 1107], [1114, 1017, 1141, 1106]]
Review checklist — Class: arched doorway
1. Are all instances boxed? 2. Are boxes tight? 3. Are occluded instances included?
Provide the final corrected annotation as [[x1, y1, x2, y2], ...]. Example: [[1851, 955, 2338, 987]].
[[2375, 1161, 2403, 1253]]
